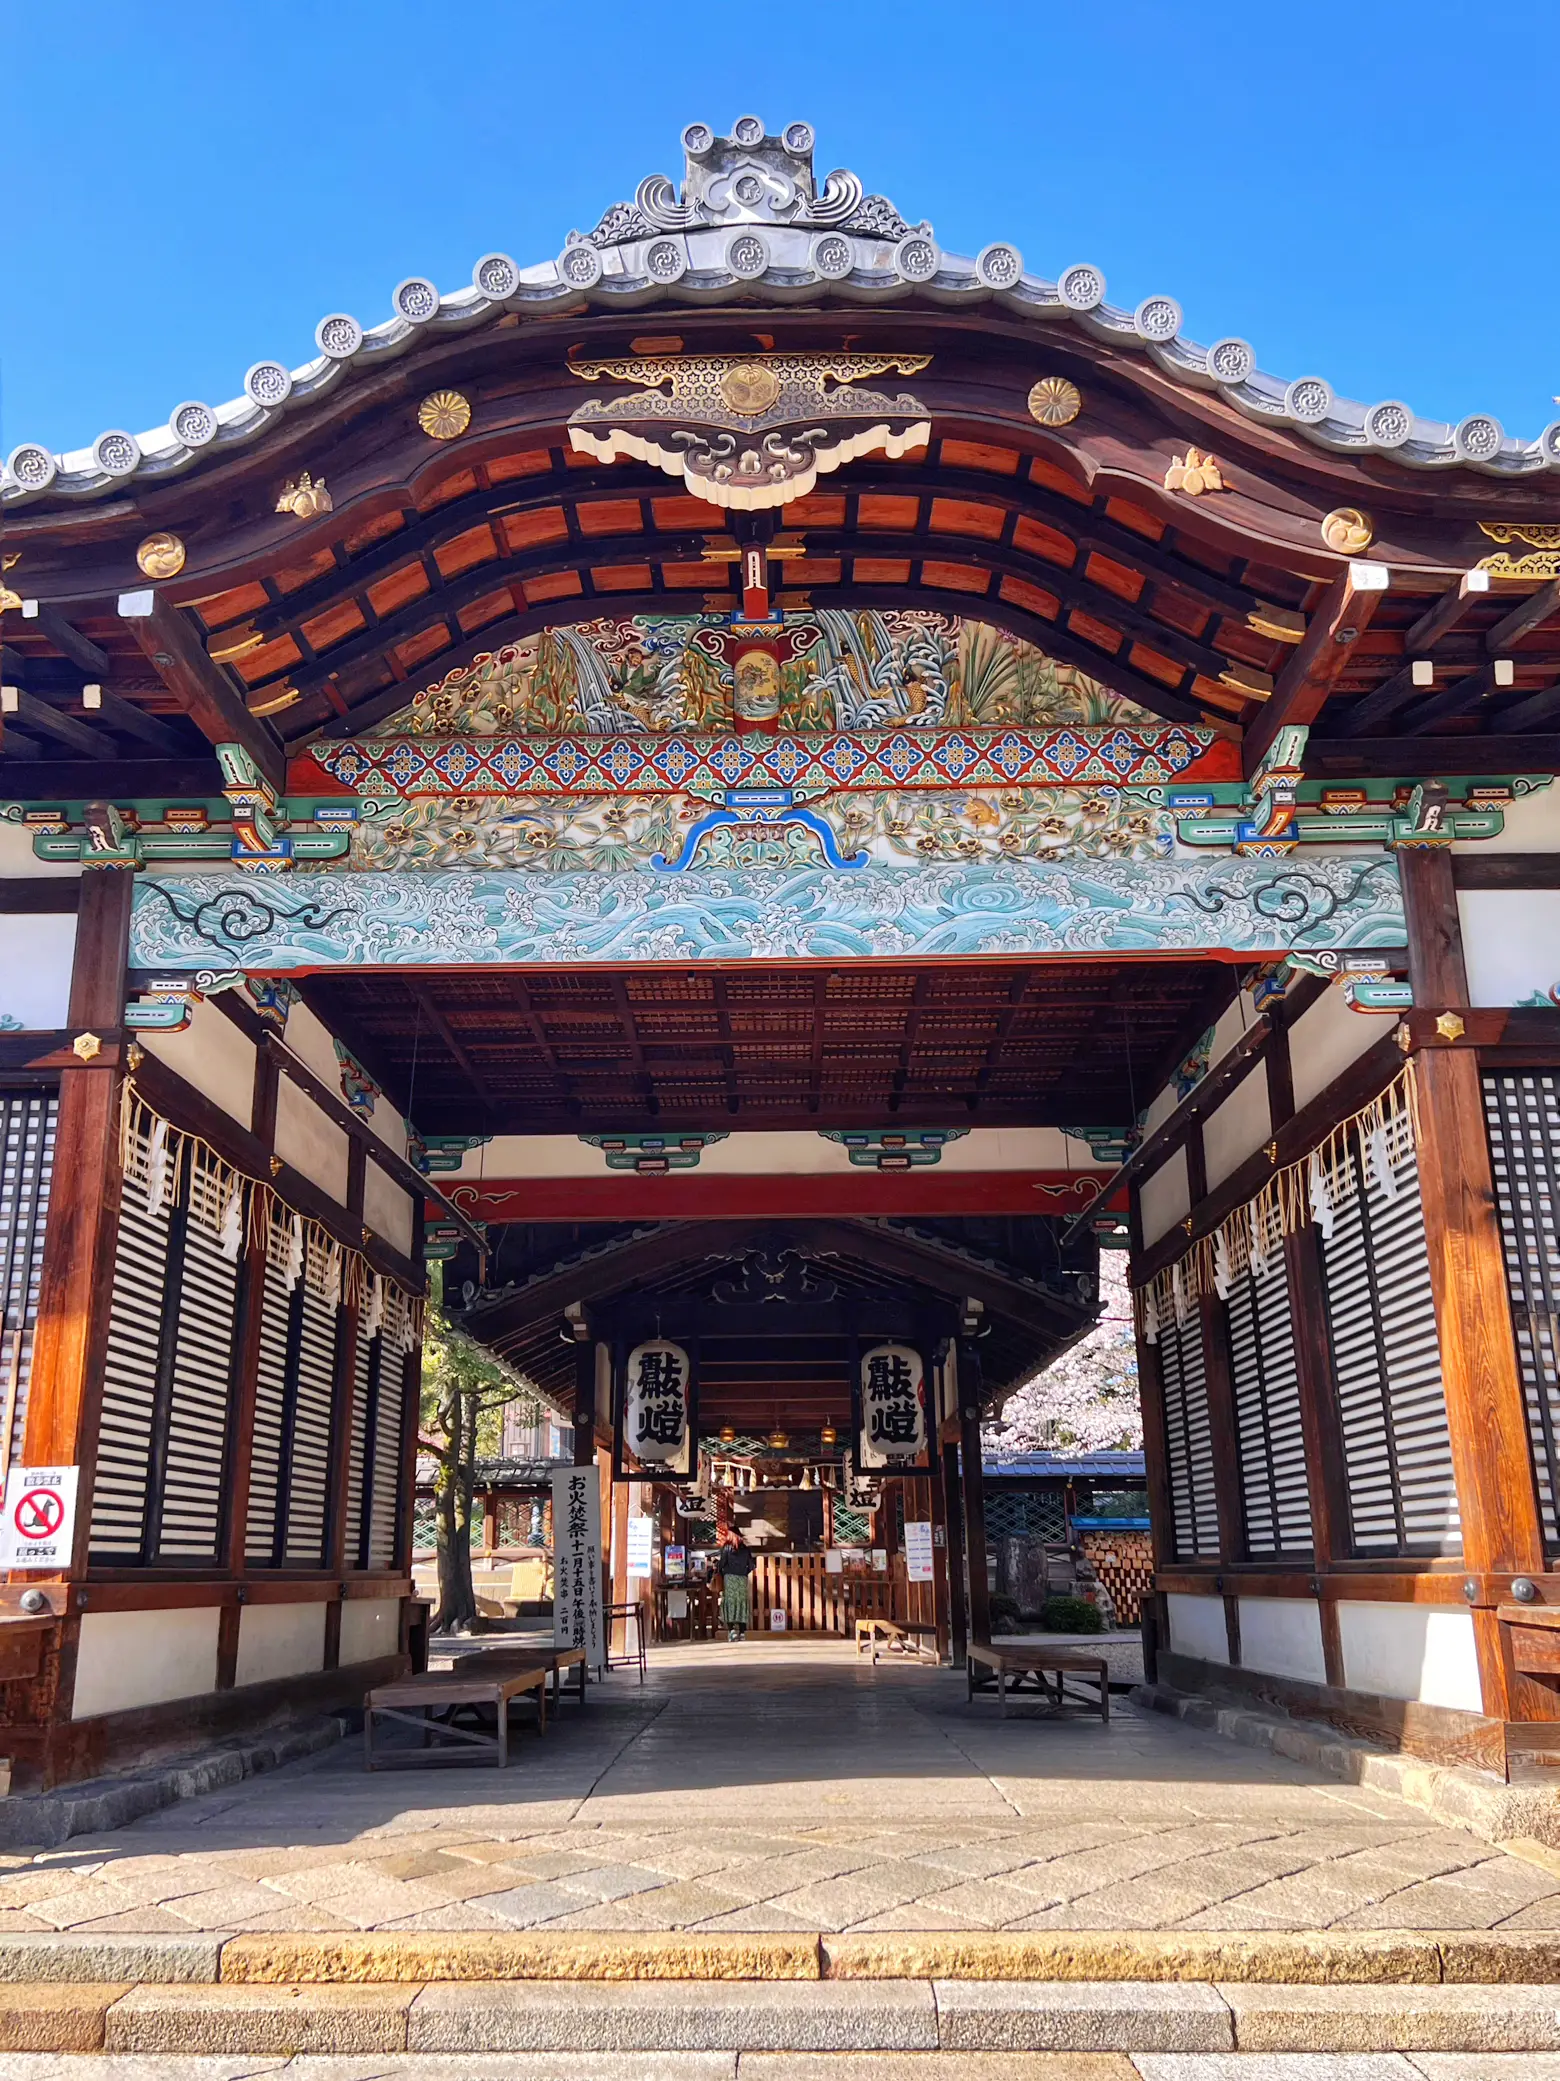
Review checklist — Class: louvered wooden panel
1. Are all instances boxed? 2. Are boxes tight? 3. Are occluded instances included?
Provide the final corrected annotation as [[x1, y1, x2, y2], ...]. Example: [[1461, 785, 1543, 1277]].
[[1483, 1071, 1560, 1551], [0, 1092, 56, 1467], [1322, 1126, 1459, 1557], [368, 1344, 405, 1568], [1159, 1311, 1219, 1559], [245, 1273, 292, 1564], [282, 1288, 337, 1565], [154, 1218, 238, 1560], [1227, 1245, 1313, 1556], [89, 1195, 169, 1561], [346, 1320, 372, 1569]]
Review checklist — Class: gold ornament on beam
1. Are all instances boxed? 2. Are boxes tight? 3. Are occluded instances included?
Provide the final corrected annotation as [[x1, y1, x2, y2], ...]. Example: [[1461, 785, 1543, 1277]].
[[418, 390, 472, 441], [1475, 521, 1560, 581], [1027, 375, 1082, 427], [136, 531, 186, 579], [1164, 447, 1227, 496], [1321, 506, 1374, 555], [276, 472, 333, 521]]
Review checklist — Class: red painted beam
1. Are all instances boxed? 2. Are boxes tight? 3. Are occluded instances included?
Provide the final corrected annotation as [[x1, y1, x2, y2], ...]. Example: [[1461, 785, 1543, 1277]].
[[428, 1169, 1126, 1224]]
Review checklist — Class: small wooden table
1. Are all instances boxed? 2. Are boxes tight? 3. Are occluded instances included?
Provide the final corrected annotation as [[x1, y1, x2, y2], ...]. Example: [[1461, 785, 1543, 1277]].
[[364, 1664, 549, 1769], [966, 1642, 1110, 1721], [855, 1616, 939, 1664]]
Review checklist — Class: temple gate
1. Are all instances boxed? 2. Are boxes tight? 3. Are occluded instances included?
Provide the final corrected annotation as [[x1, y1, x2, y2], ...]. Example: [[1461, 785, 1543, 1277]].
[[0, 117, 1557, 1786]]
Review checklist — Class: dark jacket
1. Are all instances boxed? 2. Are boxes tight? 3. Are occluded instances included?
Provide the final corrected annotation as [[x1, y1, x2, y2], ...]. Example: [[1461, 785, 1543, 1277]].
[[718, 1542, 755, 1578]]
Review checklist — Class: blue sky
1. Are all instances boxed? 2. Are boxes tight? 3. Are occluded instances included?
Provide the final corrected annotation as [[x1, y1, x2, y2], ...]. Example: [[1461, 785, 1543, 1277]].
[[5, 2, 1558, 457]]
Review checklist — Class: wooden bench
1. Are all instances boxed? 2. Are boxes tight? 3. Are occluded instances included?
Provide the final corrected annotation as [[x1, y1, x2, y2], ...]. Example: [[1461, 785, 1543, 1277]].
[[855, 1616, 939, 1664], [364, 1664, 549, 1770], [461, 1644, 588, 1710], [966, 1642, 1110, 1721]]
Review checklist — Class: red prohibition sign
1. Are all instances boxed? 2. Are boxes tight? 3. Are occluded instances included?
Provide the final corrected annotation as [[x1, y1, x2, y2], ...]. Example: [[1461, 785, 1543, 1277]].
[[14, 1490, 64, 1540]]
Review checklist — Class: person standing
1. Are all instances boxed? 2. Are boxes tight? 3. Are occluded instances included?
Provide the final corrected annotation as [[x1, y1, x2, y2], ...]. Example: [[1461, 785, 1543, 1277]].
[[718, 1528, 755, 1641]]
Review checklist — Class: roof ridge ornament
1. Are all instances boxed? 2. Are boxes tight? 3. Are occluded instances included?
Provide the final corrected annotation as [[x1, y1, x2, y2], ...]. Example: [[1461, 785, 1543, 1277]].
[[571, 115, 927, 251]]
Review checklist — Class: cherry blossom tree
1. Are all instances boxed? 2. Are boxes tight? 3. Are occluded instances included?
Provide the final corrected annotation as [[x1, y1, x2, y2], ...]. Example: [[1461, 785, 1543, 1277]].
[[985, 1253, 1143, 1454]]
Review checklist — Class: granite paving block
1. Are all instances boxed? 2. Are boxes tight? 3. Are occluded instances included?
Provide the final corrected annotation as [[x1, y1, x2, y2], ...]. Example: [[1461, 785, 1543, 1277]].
[[1409, 2058, 1560, 2077], [743, 2058, 1135, 2079], [0, 1982, 132, 2053], [0, 1932, 222, 1980], [1133, 2059, 1420, 2078], [105, 1983, 415, 2054], [408, 1978, 939, 2052], [932, 1979, 1233, 2053], [1222, 1982, 1560, 2052]]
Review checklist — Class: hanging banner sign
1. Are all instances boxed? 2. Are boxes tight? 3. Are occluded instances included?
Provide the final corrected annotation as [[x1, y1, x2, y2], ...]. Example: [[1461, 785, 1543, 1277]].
[[626, 1515, 655, 1579], [854, 1342, 929, 1471], [0, 1466, 79, 1570], [551, 1467, 604, 1669], [620, 1338, 695, 1476], [904, 1519, 936, 1583]]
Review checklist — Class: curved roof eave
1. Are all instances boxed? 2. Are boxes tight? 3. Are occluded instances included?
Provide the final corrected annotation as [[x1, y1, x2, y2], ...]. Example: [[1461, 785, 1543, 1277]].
[[8, 179, 1559, 509]]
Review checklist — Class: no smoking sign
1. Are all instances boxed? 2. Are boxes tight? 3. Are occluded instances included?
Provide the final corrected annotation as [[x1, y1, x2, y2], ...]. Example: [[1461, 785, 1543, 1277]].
[[0, 1467, 79, 1569]]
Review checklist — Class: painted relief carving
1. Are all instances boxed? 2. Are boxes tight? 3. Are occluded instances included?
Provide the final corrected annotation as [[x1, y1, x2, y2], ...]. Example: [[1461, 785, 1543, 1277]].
[[379, 612, 1164, 738]]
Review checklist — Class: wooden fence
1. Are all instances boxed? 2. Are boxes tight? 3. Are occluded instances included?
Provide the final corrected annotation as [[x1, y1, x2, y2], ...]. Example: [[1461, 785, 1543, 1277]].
[[750, 1553, 898, 1635]]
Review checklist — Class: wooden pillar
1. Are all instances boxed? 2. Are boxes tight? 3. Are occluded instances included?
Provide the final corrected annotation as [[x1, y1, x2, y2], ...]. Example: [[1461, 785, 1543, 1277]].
[[941, 1438, 967, 1665], [956, 1340, 993, 1648], [926, 1434, 951, 1661], [1401, 847, 1549, 1724]]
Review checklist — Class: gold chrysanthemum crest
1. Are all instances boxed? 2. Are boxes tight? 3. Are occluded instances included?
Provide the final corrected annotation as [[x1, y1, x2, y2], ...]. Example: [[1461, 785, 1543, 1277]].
[[1027, 376, 1082, 427], [418, 390, 472, 441]]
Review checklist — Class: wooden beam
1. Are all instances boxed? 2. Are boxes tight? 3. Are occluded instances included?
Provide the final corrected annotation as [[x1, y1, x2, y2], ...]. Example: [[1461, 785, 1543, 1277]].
[[0, 757, 225, 798], [9, 691, 102, 757], [1402, 569, 1492, 655], [956, 1340, 993, 1648], [89, 688, 190, 756], [1488, 682, 1560, 735], [24, 606, 110, 678], [1485, 576, 1560, 652], [119, 590, 285, 792], [1245, 563, 1390, 774], [1308, 735, 1560, 778]]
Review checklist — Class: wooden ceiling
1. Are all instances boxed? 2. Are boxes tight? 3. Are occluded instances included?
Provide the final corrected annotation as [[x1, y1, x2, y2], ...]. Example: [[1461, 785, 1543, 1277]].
[[303, 955, 1224, 1136], [460, 1216, 1097, 1409], [5, 314, 1558, 795]]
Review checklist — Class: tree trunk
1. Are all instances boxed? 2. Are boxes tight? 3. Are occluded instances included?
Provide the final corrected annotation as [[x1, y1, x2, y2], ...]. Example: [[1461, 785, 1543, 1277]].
[[433, 1391, 477, 1633]]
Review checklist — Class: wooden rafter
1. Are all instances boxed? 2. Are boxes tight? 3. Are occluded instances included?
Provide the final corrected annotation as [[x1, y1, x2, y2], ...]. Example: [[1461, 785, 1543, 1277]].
[[120, 592, 285, 790], [1244, 563, 1389, 773]]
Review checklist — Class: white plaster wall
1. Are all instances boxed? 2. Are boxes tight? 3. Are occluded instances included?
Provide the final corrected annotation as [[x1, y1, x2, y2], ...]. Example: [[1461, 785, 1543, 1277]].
[[1167, 1591, 1229, 1664], [235, 1601, 327, 1688], [1140, 1084, 1180, 1138], [274, 1079, 349, 1204], [283, 999, 341, 1087], [141, 994, 257, 1125], [0, 914, 76, 1029], [1208, 996, 1259, 1074], [1237, 1597, 1328, 1686], [1458, 890, 1560, 1008], [1336, 1602, 1484, 1713], [0, 826, 81, 877], [1288, 988, 1398, 1114], [71, 1607, 221, 1720], [339, 1598, 401, 1666], [1453, 786, 1559, 852], [443, 1126, 1104, 1181], [364, 1162, 414, 1259], [364, 1090, 409, 1157], [1138, 1145, 1190, 1248], [1203, 1065, 1272, 1190]]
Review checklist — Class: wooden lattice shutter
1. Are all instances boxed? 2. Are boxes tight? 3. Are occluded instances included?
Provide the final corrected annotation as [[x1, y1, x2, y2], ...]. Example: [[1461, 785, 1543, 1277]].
[[1483, 1070, 1560, 1551], [368, 1332, 406, 1569], [0, 1092, 57, 1467], [1321, 1116, 1459, 1556], [245, 1250, 293, 1564], [1226, 1215, 1313, 1557], [282, 1280, 338, 1566], [151, 1164, 240, 1561], [89, 1190, 170, 1560], [346, 1313, 373, 1569], [1159, 1308, 1219, 1559]]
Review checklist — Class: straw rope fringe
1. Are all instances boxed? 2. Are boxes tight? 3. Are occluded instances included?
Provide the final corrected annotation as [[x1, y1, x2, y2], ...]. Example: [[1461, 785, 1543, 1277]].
[[118, 1083, 424, 1348], [1133, 1059, 1420, 1345]]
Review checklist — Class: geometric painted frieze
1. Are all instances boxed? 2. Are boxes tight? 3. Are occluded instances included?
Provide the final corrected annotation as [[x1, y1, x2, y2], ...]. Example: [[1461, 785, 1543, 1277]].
[[303, 724, 1236, 800], [128, 854, 1406, 972], [581, 1132, 731, 1174], [820, 1128, 970, 1170]]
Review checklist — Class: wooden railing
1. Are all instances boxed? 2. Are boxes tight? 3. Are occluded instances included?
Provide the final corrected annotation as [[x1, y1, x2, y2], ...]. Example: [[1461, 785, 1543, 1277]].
[[750, 1553, 897, 1635]]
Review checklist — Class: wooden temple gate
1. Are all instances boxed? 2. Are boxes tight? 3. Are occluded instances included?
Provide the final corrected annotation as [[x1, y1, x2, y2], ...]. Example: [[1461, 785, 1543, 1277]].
[[0, 115, 1557, 1785]]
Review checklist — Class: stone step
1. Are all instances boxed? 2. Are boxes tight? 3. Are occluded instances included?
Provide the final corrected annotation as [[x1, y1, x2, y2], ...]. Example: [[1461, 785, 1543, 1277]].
[[4, 2054, 1560, 2078], [3, 1927, 1560, 1986], [1, 1976, 1559, 2056]]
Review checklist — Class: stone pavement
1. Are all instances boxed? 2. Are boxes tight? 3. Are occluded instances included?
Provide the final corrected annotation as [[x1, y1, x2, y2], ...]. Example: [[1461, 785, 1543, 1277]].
[[2, 1638, 1557, 1937]]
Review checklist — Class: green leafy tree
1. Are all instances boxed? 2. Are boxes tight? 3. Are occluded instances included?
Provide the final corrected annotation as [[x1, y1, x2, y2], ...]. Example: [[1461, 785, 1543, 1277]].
[[419, 1265, 544, 1633]]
